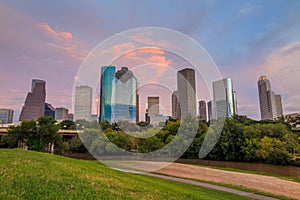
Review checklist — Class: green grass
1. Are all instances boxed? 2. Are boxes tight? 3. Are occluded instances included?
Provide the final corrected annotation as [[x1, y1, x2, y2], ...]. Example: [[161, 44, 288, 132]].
[[0, 149, 252, 200]]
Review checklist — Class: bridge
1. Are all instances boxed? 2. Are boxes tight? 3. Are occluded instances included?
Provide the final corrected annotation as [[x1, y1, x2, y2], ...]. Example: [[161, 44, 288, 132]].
[[0, 128, 82, 137]]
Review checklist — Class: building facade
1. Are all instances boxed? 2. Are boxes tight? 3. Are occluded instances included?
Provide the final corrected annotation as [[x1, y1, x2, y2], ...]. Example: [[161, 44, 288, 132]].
[[207, 101, 215, 121], [74, 85, 93, 121], [99, 66, 115, 123], [198, 100, 207, 121], [0, 109, 14, 124], [148, 96, 159, 117], [55, 107, 69, 121], [212, 78, 237, 119], [111, 67, 138, 123], [19, 79, 46, 121], [171, 91, 180, 119], [44, 103, 55, 118], [258, 76, 283, 120], [177, 68, 196, 119]]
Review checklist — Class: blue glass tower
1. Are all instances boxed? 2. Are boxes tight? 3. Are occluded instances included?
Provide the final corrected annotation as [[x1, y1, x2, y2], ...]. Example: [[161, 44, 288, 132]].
[[99, 66, 116, 123], [111, 67, 137, 123]]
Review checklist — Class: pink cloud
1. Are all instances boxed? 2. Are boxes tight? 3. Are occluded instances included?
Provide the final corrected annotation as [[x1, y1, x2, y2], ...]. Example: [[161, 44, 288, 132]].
[[39, 23, 73, 40]]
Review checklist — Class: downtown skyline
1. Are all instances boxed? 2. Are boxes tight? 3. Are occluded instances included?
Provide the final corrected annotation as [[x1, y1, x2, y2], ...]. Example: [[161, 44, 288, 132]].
[[1, 1, 300, 121]]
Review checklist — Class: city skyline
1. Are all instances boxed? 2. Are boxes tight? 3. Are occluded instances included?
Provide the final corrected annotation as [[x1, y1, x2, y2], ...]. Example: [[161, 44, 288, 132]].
[[1, 1, 300, 121]]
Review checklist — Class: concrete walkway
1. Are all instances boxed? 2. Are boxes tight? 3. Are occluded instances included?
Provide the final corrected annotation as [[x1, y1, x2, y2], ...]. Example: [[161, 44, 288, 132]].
[[113, 168, 278, 200]]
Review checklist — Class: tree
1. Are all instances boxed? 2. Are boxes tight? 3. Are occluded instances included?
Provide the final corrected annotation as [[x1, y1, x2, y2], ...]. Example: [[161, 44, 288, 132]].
[[59, 120, 76, 130]]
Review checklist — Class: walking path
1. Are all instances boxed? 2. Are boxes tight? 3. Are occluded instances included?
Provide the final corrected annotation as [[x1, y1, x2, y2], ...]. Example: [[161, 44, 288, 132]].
[[114, 168, 278, 200], [157, 163, 300, 199]]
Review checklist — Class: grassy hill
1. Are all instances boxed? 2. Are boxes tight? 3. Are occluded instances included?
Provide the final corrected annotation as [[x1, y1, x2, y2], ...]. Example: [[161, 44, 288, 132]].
[[0, 149, 251, 200]]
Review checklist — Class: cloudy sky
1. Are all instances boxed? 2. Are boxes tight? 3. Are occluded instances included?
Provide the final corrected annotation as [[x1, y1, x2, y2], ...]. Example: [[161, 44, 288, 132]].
[[1, 0, 300, 121]]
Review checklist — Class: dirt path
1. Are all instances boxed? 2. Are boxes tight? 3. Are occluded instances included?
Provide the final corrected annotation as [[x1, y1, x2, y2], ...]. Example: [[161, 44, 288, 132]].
[[156, 163, 300, 200]]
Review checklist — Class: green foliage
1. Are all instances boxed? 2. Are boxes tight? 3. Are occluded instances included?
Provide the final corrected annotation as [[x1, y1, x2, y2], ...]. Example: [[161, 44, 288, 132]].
[[3, 116, 61, 152], [59, 120, 76, 130]]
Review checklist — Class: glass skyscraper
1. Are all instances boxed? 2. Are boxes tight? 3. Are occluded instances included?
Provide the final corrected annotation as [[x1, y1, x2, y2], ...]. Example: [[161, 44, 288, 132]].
[[99, 66, 116, 123], [111, 67, 137, 123], [213, 78, 237, 119]]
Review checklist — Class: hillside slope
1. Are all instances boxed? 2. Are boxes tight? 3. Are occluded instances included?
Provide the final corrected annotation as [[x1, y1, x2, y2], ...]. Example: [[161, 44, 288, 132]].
[[0, 149, 251, 200]]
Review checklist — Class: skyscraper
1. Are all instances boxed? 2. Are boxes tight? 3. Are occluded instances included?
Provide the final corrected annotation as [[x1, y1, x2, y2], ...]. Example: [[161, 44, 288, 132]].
[[177, 68, 196, 119], [198, 100, 207, 121], [258, 76, 283, 120], [0, 109, 14, 124], [99, 66, 115, 123], [207, 101, 215, 121], [275, 94, 283, 118], [148, 96, 159, 117], [111, 67, 138, 123], [171, 91, 180, 119], [19, 79, 46, 121], [212, 78, 236, 119], [74, 85, 93, 121]]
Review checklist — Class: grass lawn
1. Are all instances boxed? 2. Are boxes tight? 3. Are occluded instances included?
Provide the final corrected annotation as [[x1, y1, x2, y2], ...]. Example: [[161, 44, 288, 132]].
[[0, 149, 252, 200]]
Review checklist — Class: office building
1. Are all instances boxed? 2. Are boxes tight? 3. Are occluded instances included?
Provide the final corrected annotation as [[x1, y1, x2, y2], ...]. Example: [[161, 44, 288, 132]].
[[258, 76, 283, 120], [99, 66, 115, 123], [177, 68, 196, 119], [111, 67, 138, 123], [212, 78, 236, 119], [148, 96, 159, 117], [171, 91, 180, 119], [0, 109, 14, 124], [44, 103, 55, 118], [74, 85, 93, 121], [207, 101, 215, 121], [55, 107, 69, 121], [19, 79, 46, 121], [275, 94, 283, 118], [199, 100, 207, 121]]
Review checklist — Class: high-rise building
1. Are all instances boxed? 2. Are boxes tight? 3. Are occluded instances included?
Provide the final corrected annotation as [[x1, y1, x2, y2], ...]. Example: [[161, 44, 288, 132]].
[[177, 68, 196, 119], [44, 103, 55, 119], [171, 91, 180, 119], [19, 79, 46, 121], [0, 109, 14, 124], [148, 96, 159, 117], [198, 100, 207, 121], [99, 66, 115, 123], [207, 101, 215, 121], [213, 78, 236, 119], [258, 76, 283, 120], [275, 94, 283, 118], [74, 85, 93, 121], [111, 67, 138, 123], [55, 107, 69, 121]]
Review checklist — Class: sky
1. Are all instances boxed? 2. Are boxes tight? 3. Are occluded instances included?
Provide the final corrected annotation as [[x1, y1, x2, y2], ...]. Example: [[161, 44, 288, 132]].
[[1, 0, 300, 121]]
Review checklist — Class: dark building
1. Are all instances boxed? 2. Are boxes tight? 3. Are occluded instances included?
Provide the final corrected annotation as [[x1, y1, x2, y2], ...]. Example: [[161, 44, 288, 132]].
[[199, 100, 207, 121], [44, 103, 55, 119], [177, 68, 196, 119], [171, 91, 180, 119], [19, 79, 46, 121]]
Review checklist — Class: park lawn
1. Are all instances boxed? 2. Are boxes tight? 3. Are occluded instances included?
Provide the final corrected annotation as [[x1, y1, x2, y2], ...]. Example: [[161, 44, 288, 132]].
[[0, 149, 252, 200]]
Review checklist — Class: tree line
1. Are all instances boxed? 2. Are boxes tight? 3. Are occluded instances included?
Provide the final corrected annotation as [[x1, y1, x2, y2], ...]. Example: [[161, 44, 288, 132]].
[[1, 115, 300, 166]]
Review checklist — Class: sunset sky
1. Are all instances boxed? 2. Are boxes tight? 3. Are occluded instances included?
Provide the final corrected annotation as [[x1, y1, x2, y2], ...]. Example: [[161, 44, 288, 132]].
[[1, 0, 300, 121]]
